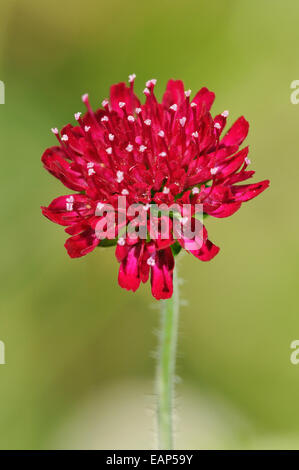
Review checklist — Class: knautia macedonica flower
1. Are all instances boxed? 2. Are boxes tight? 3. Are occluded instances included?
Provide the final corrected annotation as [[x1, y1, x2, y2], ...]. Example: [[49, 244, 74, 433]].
[[41, 76, 269, 299]]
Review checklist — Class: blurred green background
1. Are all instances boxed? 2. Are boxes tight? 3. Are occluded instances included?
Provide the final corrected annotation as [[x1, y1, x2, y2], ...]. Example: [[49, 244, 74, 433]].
[[0, 0, 298, 450]]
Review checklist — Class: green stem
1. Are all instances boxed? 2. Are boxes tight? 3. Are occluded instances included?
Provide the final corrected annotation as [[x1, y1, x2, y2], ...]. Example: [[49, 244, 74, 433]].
[[156, 264, 179, 450]]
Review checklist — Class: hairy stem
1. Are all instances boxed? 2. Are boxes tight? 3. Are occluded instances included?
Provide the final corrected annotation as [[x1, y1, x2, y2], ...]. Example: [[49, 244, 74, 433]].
[[156, 265, 179, 450]]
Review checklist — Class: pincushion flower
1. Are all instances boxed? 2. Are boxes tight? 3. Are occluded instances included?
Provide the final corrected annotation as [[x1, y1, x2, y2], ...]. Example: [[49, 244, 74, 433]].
[[41, 76, 269, 300], [41, 75, 269, 450]]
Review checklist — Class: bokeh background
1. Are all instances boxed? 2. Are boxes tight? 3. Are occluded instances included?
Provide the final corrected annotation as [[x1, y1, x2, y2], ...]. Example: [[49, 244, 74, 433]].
[[0, 0, 298, 450]]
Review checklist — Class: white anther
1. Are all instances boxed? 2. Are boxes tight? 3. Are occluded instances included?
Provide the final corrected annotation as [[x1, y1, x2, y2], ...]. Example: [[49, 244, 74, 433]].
[[128, 73, 136, 83], [144, 119, 151, 126], [146, 79, 157, 87], [117, 237, 126, 246], [163, 186, 170, 194], [245, 157, 251, 165], [210, 167, 218, 175], [96, 202, 105, 212], [88, 168, 96, 176], [139, 145, 147, 152], [190, 102, 197, 108], [118, 102, 125, 108], [170, 104, 178, 112], [66, 202, 73, 211], [184, 89, 191, 97], [121, 189, 129, 196], [214, 122, 221, 129], [74, 112, 81, 121], [159, 152, 167, 157], [221, 110, 229, 117], [101, 116, 109, 122], [102, 99, 109, 107], [158, 130, 165, 138], [192, 131, 199, 138], [179, 117, 187, 127], [109, 133, 115, 141], [66, 196, 74, 203], [127, 115, 135, 122], [84, 125, 91, 132], [87, 162, 94, 168], [147, 256, 156, 266], [51, 128, 58, 134], [106, 147, 112, 155], [61, 134, 68, 141], [143, 87, 150, 95], [192, 187, 200, 195], [116, 171, 124, 183], [135, 107, 142, 114], [126, 144, 133, 152], [143, 203, 151, 211]]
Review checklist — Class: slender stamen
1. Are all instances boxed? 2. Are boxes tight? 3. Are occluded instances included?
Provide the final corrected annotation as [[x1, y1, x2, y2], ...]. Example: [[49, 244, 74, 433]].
[[128, 73, 136, 83]]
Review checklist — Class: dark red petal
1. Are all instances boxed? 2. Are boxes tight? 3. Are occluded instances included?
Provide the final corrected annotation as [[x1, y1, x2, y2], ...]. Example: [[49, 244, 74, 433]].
[[60, 124, 85, 155], [207, 202, 242, 218], [118, 244, 142, 292], [217, 147, 249, 179], [226, 170, 255, 185], [42, 146, 87, 191], [175, 220, 220, 262], [174, 218, 207, 252], [191, 87, 215, 112], [189, 239, 220, 261], [64, 229, 98, 258], [221, 116, 249, 147], [150, 247, 174, 300], [41, 194, 92, 226], [115, 243, 129, 263], [162, 80, 185, 108], [110, 82, 140, 115], [65, 221, 89, 235], [231, 180, 270, 202]]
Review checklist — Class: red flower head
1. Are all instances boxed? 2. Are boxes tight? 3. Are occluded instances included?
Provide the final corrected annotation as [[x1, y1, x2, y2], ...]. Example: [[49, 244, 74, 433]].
[[41, 76, 269, 299]]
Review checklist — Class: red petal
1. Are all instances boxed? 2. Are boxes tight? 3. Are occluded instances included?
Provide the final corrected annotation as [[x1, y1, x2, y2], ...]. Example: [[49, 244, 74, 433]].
[[194, 239, 220, 261], [207, 202, 241, 218], [162, 80, 185, 108], [42, 146, 87, 191], [174, 218, 207, 252], [217, 147, 249, 179], [150, 248, 174, 300], [110, 82, 140, 115], [221, 117, 249, 147], [231, 180, 270, 202], [227, 170, 255, 184], [60, 124, 86, 155], [65, 221, 89, 235], [41, 194, 92, 226], [64, 228, 98, 258], [118, 244, 142, 292], [191, 87, 215, 112]]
